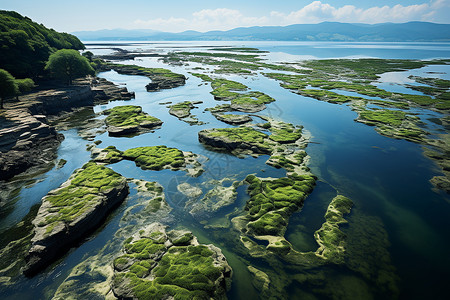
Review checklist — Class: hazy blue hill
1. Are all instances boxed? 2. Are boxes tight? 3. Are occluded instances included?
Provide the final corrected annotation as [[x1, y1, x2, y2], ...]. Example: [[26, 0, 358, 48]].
[[0, 10, 84, 78], [74, 22, 450, 42]]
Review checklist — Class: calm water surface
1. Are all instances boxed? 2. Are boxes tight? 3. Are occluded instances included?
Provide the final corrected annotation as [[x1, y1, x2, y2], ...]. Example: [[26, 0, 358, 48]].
[[1, 42, 449, 300]]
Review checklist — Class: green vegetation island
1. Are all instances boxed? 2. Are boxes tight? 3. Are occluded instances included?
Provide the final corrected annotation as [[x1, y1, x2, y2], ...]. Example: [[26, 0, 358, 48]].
[[1, 8, 449, 300]]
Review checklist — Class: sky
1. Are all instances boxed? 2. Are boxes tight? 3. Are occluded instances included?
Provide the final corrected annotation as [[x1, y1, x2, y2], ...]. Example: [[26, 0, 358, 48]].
[[1, 0, 449, 32]]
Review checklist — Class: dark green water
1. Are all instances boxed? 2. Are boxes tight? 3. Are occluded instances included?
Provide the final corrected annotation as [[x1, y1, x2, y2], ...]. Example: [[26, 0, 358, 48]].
[[0, 42, 449, 299]]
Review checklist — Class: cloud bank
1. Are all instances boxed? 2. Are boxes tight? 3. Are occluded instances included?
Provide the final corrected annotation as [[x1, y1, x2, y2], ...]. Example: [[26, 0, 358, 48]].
[[134, 1, 450, 32]]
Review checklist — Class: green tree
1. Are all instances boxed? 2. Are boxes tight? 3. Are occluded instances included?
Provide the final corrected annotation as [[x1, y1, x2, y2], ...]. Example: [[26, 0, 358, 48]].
[[45, 49, 94, 85], [0, 68, 19, 108], [82, 51, 94, 61]]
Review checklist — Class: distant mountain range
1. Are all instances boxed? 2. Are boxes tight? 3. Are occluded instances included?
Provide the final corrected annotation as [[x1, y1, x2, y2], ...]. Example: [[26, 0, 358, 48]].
[[73, 22, 450, 42]]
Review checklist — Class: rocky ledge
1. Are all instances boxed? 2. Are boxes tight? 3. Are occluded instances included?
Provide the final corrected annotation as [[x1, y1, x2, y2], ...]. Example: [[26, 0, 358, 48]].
[[101, 63, 186, 91], [111, 222, 232, 299], [23, 162, 129, 276], [91, 77, 135, 104], [0, 78, 134, 187], [103, 105, 163, 136], [0, 109, 63, 181]]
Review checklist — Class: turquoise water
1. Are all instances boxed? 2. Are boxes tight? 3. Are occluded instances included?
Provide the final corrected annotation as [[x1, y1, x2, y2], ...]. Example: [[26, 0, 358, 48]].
[[0, 42, 449, 299]]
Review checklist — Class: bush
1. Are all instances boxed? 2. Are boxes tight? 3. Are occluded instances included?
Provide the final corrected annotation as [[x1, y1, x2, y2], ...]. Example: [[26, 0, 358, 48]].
[[45, 49, 94, 85], [0, 68, 18, 108]]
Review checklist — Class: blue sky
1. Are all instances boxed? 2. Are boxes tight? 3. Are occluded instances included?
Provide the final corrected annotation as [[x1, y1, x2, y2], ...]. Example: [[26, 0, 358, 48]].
[[1, 0, 449, 32]]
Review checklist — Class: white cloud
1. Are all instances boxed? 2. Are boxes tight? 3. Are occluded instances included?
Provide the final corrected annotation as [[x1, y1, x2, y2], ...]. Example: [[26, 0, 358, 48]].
[[271, 1, 432, 24], [133, 1, 449, 32]]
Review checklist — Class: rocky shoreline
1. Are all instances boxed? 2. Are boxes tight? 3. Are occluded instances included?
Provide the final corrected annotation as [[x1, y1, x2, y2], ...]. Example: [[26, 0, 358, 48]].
[[0, 77, 134, 204]]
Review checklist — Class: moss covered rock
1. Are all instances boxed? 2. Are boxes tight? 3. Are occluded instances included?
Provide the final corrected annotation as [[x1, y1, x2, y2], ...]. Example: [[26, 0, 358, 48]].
[[104, 105, 162, 136], [123, 146, 185, 170], [168, 101, 195, 118], [24, 162, 129, 276], [198, 127, 272, 155], [314, 195, 353, 264], [111, 223, 232, 299], [102, 63, 186, 91], [213, 113, 252, 125], [243, 174, 316, 237], [91, 145, 205, 176]]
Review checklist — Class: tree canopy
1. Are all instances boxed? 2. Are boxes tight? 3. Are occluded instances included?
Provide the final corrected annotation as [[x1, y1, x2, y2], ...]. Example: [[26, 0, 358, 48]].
[[0, 10, 84, 78], [45, 49, 94, 85], [0, 68, 19, 108]]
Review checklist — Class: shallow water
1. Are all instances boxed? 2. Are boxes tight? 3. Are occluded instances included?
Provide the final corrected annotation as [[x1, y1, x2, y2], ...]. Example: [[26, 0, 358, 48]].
[[1, 41, 449, 300]]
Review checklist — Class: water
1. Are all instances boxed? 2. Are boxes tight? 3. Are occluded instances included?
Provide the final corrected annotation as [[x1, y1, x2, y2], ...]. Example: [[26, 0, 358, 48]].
[[1, 41, 449, 300]]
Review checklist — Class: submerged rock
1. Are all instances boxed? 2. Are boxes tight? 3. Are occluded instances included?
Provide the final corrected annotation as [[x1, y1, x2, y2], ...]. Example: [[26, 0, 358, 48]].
[[187, 179, 239, 219], [168, 101, 205, 125], [198, 121, 309, 175], [111, 223, 232, 299], [52, 180, 173, 299], [23, 162, 129, 276], [314, 195, 353, 264], [168, 101, 195, 118]]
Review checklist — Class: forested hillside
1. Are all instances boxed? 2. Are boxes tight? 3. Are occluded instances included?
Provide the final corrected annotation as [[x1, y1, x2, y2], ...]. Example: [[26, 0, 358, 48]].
[[0, 10, 84, 78]]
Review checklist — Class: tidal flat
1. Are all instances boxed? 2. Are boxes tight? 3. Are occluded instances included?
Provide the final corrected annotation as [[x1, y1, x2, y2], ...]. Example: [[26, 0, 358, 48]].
[[1, 41, 449, 300]]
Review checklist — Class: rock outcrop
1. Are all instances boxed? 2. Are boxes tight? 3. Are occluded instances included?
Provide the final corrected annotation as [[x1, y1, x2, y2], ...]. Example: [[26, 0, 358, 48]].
[[198, 127, 272, 155], [213, 113, 252, 125], [91, 145, 205, 177], [0, 78, 134, 186], [0, 109, 63, 181], [100, 64, 186, 91], [111, 223, 232, 299], [103, 105, 163, 136], [23, 162, 129, 276]]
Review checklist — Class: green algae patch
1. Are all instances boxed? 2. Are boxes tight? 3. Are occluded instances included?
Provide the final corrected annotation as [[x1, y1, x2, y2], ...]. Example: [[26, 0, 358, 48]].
[[103, 63, 186, 91], [314, 195, 353, 264], [269, 123, 302, 143], [91, 145, 205, 176], [243, 174, 316, 237], [111, 223, 232, 299], [300, 58, 431, 80], [211, 79, 248, 91], [298, 89, 361, 104], [213, 113, 252, 125], [42, 162, 126, 226], [198, 127, 272, 155], [210, 78, 248, 100], [230, 92, 275, 112], [168, 101, 195, 119], [190, 73, 213, 82], [104, 105, 162, 136], [123, 146, 185, 171], [358, 109, 406, 126], [199, 119, 311, 175]]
